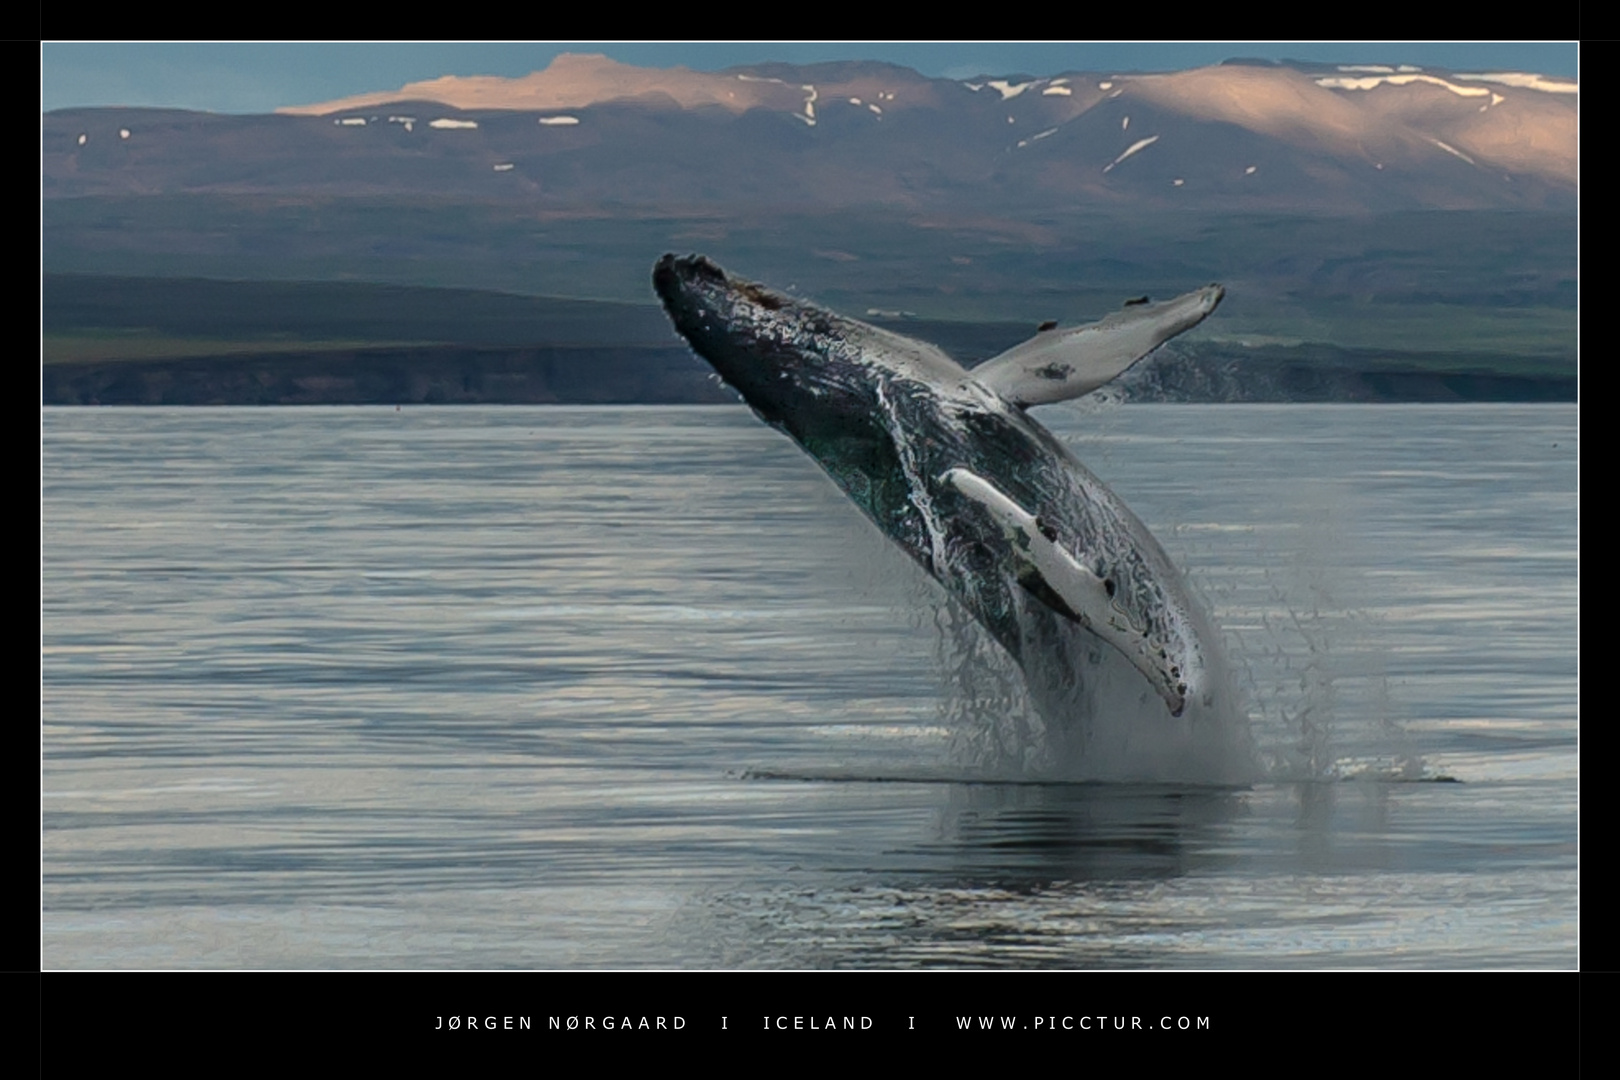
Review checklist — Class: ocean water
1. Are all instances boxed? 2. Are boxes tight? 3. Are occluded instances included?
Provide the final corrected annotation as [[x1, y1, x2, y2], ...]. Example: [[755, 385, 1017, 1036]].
[[41, 404, 1577, 968]]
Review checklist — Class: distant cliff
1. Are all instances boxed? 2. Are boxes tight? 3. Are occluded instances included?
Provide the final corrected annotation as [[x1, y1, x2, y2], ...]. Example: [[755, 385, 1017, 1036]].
[[43, 276, 1574, 405], [43, 345, 1575, 406]]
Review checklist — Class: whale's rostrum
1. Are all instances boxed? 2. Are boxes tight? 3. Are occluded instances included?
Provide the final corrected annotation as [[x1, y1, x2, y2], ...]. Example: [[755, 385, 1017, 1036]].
[[653, 253, 1247, 772]]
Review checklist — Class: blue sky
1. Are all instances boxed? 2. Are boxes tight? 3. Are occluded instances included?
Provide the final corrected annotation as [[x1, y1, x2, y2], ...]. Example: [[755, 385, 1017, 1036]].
[[42, 43, 1578, 115]]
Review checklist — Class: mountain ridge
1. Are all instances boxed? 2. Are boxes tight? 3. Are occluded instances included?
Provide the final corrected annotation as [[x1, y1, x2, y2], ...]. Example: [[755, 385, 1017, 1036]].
[[46, 54, 1575, 214]]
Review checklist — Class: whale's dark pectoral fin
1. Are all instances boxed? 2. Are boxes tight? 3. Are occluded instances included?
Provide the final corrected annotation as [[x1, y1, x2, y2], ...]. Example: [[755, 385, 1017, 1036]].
[[972, 284, 1224, 408], [1016, 563, 1084, 624]]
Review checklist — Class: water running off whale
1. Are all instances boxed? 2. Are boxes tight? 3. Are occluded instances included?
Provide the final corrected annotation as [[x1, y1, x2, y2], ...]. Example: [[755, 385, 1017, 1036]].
[[653, 254, 1255, 781]]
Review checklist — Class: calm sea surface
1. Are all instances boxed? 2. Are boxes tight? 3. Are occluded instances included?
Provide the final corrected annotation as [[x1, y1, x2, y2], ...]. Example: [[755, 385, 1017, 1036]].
[[41, 404, 1577, 968]]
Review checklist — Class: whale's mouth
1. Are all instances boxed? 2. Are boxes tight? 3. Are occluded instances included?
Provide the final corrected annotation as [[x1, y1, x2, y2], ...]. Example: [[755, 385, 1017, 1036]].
[[654, 253, 743, 370]]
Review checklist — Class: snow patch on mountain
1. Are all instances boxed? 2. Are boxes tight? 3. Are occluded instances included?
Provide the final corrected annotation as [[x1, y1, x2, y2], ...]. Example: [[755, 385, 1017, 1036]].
[[1104, 134, 1159, 173]]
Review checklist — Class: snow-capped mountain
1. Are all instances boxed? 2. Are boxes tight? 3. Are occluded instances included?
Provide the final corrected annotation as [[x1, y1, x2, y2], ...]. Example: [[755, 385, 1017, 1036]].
[[44, 54, 1575, 214]]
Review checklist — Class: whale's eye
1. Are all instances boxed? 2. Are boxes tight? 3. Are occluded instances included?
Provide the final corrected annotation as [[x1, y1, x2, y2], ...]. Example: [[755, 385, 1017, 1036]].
[[1103, 578, 1116, 598], [1035, 517, 1058, 542]]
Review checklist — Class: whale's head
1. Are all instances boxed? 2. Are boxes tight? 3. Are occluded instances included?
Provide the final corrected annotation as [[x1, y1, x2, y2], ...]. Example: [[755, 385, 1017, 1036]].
[[655, 251, 942, 556], [654, 253, 873, 430]]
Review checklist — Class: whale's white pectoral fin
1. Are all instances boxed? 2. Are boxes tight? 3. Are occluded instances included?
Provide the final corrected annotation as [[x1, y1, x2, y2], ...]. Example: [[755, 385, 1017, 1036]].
[[940, 469, 1111, 620], [971, 284, 1224, 408], [942, 467, 1188, 716]]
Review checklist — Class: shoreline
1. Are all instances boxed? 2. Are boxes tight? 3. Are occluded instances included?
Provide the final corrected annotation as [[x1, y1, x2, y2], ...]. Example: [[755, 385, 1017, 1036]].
[[43, 345, 1576, 406]]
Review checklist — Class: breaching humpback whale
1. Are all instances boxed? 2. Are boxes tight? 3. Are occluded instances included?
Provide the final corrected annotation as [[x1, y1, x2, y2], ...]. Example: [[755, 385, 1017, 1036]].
[[653, 254, 1225, 722]]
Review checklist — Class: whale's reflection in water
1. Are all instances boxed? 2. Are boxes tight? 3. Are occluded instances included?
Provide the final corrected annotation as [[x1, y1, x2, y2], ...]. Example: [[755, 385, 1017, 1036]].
[[926, 781, 1244, 886]]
